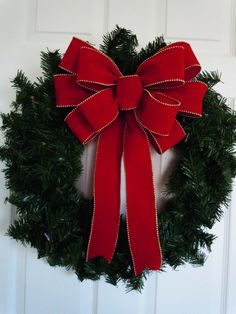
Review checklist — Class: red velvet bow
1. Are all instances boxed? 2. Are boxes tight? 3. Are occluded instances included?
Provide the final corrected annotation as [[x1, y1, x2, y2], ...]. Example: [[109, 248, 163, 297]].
[[54, 37, 207, 275]]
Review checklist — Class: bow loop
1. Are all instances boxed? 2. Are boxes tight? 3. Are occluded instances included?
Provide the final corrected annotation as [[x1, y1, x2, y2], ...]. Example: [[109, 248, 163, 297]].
[[164, 81, 208, 117], [76, 48, 122, 91], [165, 42, 201, 81], [171, 42, 201, 80], [136, 90, 180, 136], [65, 107, 95, 144], [65, 88, 119, 142], [137, 46, 185, 89], [150, 120, 186, 154], [59, 37, 93, 74], [54, 74, 93, 107]]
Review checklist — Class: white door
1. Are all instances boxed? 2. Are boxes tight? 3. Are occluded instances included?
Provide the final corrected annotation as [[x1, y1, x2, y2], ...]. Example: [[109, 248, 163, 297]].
[[1, 1, 236, 313]]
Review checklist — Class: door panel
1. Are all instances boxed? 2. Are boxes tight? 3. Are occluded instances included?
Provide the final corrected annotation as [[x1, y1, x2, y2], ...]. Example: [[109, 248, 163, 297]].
[[0, 1, 236, 313]]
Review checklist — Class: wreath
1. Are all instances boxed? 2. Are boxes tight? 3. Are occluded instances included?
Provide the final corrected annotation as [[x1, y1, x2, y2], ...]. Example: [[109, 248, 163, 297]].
[[1, 26, 236, 291]]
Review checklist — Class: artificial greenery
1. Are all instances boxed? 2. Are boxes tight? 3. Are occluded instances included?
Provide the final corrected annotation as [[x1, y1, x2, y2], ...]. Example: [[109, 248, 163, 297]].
[[0, 26, 236, 292]]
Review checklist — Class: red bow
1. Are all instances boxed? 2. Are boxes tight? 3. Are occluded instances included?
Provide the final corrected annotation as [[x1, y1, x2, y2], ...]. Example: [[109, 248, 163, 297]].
[[54, 37, 207, 275]]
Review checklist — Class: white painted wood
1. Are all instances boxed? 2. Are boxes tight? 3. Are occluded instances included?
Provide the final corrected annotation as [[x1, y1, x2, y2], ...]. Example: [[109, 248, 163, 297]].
[[166, 0, 221, 40], [0, 1, 28, 314], [96, 274, 158, 314], [25, 0, 106, 48], [1, 1, 236, 313], [227, 182, 236, 314], [225, 98, 236, 314], [108, 0, 161, 46], [156, 221, 226, 314], [24, 249, 94, 314], [230, 0, 236, 56], [165, 0, 233, 56], [36, 0, 94, 34]]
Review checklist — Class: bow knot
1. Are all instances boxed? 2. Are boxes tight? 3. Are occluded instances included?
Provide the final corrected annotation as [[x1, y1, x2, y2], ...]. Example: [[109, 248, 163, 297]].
[[117, 75, 143, 111]]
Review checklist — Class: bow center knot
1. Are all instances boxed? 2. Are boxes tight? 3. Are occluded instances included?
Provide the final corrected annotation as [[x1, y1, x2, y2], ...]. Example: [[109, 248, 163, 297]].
[[117, 75, 143, 111]]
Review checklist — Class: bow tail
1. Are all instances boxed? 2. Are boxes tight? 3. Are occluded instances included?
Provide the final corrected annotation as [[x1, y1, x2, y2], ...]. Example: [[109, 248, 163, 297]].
[[86, 116, 124, 262], [124, 112, 162, 275]]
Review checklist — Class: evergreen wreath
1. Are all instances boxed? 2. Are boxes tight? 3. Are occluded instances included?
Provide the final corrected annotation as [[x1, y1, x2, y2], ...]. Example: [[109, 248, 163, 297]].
[[1, 26, 236, 291]]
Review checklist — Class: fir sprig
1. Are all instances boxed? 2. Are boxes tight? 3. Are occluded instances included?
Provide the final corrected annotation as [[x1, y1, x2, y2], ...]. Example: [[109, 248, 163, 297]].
[[197, 70, 222, 88], [137, 36, 167, 64], [100, 25, 139, 74]]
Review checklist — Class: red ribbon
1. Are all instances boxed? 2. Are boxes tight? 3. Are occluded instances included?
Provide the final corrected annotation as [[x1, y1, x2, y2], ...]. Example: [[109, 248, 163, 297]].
[[54, 37, 207, 275]]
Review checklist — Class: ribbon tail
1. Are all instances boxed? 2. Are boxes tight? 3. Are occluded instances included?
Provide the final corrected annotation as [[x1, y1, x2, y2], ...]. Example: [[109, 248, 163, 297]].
[[86, 116, 124, 262], [124, 111, 162, 275]]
